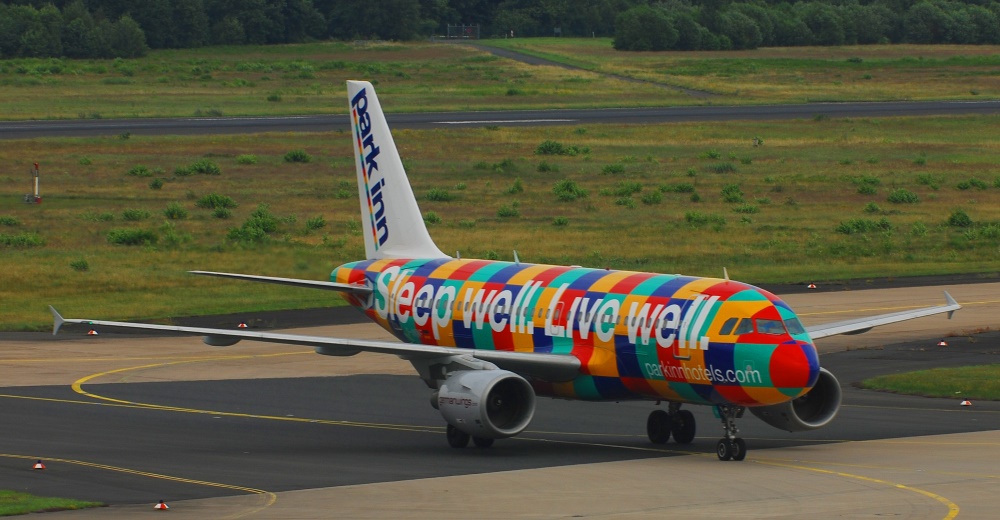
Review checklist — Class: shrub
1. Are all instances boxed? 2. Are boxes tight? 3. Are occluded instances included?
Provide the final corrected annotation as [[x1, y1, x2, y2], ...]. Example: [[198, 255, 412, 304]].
[[213, 208, 232, 219], [127, 165, 152, 177], [605, 181, 642, 197], [911, 222, 927, 237], [705, 162, 737, 174], [236, 154, 258, 165], [176, 159, 221, 176], [537, 161, 557, 173], [267, 93, 282, 102], [493, 158, 517, 173], [947, 210, 973, 228], [121, 209, 151, 221], [640, 191, 662, 205], [957, 178, 989, 190], [685, 212, 725, 226], [733, 204, 759, 214], [721, 184, 744, 203], [535, 140, 586, 156], [864, 202, 881, 214], [306, 215, 326, 230], [661, 183, 695, 193], [164, 202, 188, 220], [196, 193, 238, 209], [283, 149, 312, 163], [887, 189, 919, 204], [505, 178, 524, 195], [455, 183, 467, 190], [614, 197, 636, 208], [553, 216, 569, 226], [497, 204, 520, 218], [836, 218, 892, 235], [159, 221, 192, 248], [107, 228, 157, 246], [601, 164, 625, 175], [228, 204, 280, 244], [553, 179, 588, 201], [857, 184, 878, 195], [916, 173, 941, 190], [426, 188, 454, 202], [423, 211, 441, 225], [700, 150, 722, 159], [70, 259, 89, 272], [0, 216, 20, 226], [149, 178, 164, 190], [0, 232, 44, 247]]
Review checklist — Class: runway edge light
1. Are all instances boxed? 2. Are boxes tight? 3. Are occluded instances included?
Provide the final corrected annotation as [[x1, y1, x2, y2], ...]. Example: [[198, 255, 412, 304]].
[[87, 329, 98, 336], [32, 460, 45, 470], [154, 500, 169, 510], [937, 340, 948, 347], [960, 399, 972, 407]]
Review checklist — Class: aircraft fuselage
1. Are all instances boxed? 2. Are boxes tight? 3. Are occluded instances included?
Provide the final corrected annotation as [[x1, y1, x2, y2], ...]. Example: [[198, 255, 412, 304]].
[[333, 257, 820, 407]]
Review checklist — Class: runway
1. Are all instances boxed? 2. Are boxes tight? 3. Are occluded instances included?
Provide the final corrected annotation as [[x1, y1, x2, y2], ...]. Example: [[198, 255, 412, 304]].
[[1, 100, 999, 139], [1, 283, 999, 518]]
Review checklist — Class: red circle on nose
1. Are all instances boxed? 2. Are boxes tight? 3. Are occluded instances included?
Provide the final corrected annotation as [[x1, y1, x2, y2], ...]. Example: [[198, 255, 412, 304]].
[[769, 342, 809, 388]]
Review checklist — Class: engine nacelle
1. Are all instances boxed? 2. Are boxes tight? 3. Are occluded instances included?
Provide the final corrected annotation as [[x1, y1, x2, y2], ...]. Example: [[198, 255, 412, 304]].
[[435, 370, 535, 439], [749, 367, 842, 432]]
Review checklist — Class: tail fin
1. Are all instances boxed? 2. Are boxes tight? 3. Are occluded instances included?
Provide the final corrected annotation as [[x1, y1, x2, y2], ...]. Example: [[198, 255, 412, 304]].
[[347, 80, 447, 260]]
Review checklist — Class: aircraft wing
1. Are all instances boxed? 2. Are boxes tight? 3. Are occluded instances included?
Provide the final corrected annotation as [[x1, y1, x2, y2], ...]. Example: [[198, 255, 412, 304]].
[[189, 271, 372, 295], [48, 307, 580, 382], [805, 291, 960, 340]]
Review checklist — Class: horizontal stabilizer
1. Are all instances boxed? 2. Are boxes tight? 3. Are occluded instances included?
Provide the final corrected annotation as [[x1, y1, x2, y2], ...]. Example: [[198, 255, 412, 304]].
[[190, 271, 371, 295]]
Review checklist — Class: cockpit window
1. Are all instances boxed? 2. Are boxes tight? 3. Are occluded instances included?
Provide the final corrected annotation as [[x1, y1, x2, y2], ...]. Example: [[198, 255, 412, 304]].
[[719, 317, 739, 335], [784, 317, 806, 335], [733, 319, 754, 335], [755, 319, 786, 335]]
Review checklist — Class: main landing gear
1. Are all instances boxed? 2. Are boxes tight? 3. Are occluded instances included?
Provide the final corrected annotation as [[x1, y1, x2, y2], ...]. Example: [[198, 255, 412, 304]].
[[646, 403, 696, 445], [715, 405, 747, 461]]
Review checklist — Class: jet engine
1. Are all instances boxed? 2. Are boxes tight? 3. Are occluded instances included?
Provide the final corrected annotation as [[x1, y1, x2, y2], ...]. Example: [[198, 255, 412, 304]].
[[434, 370, 535, 439], [749, 368, 842, 432]]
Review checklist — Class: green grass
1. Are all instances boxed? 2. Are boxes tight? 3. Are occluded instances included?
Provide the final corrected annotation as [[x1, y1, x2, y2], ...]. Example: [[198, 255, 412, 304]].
[[861, 365, 1000, 400], [1, 114, 999, 330], [0, 490, 102, 515], [1, 41, 998, 121]]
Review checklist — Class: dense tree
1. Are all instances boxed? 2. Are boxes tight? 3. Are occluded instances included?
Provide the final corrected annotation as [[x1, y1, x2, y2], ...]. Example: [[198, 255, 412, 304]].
[[718, 9, 762, 49], [613, 4, 678, 51]]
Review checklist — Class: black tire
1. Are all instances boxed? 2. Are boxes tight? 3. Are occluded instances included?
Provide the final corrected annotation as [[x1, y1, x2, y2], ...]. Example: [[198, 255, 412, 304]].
[[646, 410, 671, 444], [731, 438, 747, 461], [446, 424, 470, 448], [672, 410, 696, 444], [472, 436, 495, 448], [716, 439, 732, 461]]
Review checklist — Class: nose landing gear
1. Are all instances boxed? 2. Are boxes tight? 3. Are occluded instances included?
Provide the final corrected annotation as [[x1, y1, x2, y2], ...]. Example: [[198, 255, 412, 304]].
[[715, 405, 747, 461]]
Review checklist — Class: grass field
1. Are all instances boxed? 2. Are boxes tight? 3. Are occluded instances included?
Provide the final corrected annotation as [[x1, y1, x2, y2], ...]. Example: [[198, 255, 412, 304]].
[[0, 490, 101, 516], [2, 113, 998, 330], [861, 365, 1000, 400], [1, 40, 998, 120]]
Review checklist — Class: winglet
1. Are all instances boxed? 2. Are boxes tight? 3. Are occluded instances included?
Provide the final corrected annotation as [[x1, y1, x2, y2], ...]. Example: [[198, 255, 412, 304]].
[[723, 267, 730, 281], [944, 291, 959, 319], [49, 306, 65, 336]]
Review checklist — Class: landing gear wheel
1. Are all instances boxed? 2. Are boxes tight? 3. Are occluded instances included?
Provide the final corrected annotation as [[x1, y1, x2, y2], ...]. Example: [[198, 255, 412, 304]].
[[731, 438, 747, 461], [472, 436, 495, 448], [646, 410, 671, 444], [446, 424, 470, 448], [716, 439, 733, 461], [671, 410, 696, 444]]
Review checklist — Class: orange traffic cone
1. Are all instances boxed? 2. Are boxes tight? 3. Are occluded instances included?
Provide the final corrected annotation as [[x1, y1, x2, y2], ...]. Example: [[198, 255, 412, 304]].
[[33, 460, 45, 470], [960, 399, 972, 407], [87, 330, 98, 335], [807, 283, 817, 289], [237, 322, 248, 329], [937, 340, 948, 347], [154, 500, 169, 510]]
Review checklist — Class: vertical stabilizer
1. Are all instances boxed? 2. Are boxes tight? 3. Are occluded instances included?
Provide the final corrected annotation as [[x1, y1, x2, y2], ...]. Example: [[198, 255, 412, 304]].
[[347, 80, 448, 260]]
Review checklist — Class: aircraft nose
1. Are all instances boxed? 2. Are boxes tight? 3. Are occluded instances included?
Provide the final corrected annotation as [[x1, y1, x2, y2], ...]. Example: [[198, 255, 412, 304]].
[[769, 340, 820, 391]]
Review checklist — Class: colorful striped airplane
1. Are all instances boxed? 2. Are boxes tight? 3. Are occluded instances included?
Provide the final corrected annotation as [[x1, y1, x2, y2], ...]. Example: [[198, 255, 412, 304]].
[[52, 81, 961, 461]]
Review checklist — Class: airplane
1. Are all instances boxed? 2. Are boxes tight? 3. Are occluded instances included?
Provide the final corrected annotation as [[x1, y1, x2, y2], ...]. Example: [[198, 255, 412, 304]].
[[51, 80, 962, 461]]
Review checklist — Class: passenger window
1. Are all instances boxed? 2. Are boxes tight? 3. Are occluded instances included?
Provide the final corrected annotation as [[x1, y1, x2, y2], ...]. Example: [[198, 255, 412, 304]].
[[755, 319, 786, 335], [719, 317, 738, 335], [734, 319, 754, 335]]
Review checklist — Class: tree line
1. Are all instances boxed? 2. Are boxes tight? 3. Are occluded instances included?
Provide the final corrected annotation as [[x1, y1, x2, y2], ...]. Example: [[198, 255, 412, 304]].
[[0, 0, 998, 59]]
